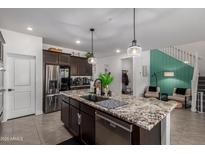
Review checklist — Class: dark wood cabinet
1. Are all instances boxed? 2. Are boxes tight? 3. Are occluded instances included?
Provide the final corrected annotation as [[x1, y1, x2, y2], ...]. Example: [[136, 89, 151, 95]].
[[70, 56, 79, 76], [43, 50, 71, 66], [61, 100, 69, 128], [85, 62, 92, 76], [80, 112, 95, 144], [69, 104, 80, 137], [70, 56, 92, 76], [43, 50, 59, 64], [61, 95, 162, 145], [80, 109, 95, 144], [59, 53, 71, 65], [61, 96, 95, 144], [78, 58, 86, 76], [41, 53, 93, 76]]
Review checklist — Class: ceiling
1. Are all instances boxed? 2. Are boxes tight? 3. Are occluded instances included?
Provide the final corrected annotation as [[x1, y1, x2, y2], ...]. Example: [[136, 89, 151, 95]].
[[0, 8, 205, 57]]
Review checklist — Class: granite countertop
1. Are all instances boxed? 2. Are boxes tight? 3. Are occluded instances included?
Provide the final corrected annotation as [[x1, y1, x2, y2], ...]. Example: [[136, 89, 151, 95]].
[[61, 89, 177, 131]]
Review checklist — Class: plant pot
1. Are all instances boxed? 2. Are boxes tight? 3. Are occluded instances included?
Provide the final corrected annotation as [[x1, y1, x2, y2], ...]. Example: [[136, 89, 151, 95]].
[[103, 85, 109, 97]]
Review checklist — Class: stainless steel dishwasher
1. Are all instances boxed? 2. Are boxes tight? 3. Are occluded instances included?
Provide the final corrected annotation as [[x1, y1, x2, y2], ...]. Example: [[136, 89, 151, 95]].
[[95, 111, 133, 145]]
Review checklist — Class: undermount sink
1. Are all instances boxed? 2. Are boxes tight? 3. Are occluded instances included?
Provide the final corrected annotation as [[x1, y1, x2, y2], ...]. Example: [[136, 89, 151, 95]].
[[80, 95, 128, 109], [80, 95, 110, 102]]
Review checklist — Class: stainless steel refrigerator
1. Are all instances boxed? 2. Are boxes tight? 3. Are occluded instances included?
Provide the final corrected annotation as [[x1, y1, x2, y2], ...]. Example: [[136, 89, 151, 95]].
[[44, 65, 70, 113], [44, 65, 60, 113]]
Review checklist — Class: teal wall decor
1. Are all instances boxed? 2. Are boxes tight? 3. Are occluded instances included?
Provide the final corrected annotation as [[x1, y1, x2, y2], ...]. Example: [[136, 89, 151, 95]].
[[150, 49, 194, 95]]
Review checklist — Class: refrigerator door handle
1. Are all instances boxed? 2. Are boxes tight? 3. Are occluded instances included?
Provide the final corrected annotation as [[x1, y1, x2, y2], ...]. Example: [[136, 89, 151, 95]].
[[58, 68, 61, 92]]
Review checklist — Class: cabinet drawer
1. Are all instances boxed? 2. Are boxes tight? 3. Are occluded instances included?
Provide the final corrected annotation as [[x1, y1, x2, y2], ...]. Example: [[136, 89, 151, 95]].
[[80, 103, 95, 117], [70, 98, 79, 108]]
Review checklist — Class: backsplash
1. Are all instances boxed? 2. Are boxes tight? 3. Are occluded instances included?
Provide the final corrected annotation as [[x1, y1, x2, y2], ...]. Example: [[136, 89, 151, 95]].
[[70, 76, 92, 87]]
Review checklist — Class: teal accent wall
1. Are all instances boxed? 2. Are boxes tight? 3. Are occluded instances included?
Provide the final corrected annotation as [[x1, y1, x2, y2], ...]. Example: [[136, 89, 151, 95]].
[[150, 49, 194, 95]]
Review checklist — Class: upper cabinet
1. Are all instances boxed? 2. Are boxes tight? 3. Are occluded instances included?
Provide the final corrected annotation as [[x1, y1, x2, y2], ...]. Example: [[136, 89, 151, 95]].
[[70, 56, 79, 76], [43, 50, 71, 65], [59, 53, 71, 66], [43, 50, 59, 65], [43, 50, 92, 76], [70, 56, 92, 76]]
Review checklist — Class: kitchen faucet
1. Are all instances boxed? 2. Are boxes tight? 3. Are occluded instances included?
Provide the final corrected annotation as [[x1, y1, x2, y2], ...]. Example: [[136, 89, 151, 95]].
[[94, 79, 103, 96]]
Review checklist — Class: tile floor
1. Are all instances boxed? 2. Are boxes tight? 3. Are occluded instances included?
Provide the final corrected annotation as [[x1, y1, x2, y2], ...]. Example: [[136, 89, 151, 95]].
[[0, 112, 72, 145], [171, 109, 205, 145], [0, 109, 205, 145]]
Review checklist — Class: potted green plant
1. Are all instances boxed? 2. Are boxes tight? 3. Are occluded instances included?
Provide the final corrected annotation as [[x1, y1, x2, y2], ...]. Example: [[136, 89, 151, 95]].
[[85, 52, 93, 59], [98, 72, 114, 96]]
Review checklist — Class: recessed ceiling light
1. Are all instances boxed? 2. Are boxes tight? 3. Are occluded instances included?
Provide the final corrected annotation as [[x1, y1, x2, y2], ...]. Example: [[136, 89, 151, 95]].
[[27, 27, 33, 31], [116, 49, 121, 53], [76, 40, 80, 44]]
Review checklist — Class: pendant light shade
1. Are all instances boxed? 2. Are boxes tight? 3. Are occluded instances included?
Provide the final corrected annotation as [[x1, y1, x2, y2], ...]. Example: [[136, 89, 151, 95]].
[[88, 57, 97, 64], [127, 8, 142, 57], [127, 44, 142, 56], [88, 28, 96, 65]]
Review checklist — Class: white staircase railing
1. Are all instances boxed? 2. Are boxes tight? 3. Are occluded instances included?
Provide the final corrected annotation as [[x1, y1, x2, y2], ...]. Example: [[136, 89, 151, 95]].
[[160, 46, 196, 67], [191, 52, 199, 112], [197, 92, 204, 113], [159, 46, 199, 112]]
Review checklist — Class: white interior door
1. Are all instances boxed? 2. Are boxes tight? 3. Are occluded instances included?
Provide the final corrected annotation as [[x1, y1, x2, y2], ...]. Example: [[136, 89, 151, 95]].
[[7, 54, 35, 119]]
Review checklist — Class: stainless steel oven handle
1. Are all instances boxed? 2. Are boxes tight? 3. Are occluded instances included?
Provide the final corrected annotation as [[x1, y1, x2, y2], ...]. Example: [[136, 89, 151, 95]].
[[95, 112, 133, 132]]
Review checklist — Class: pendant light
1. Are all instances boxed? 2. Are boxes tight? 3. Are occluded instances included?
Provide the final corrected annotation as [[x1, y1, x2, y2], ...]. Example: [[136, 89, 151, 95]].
[[127, 8, 142, 56], [88, 28, 97, 65]]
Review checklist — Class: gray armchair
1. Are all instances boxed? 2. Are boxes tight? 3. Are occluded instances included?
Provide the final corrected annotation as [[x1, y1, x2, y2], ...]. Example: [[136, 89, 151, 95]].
[[144, 86, 160, 99], [168, 88, 191, 109]]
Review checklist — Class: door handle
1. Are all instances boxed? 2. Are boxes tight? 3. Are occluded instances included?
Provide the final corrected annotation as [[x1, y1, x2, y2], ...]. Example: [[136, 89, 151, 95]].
[[8, 88, 15, 92]]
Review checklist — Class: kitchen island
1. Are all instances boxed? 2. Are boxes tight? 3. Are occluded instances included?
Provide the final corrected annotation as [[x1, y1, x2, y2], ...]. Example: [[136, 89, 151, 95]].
[[60, 89, 177, 145]]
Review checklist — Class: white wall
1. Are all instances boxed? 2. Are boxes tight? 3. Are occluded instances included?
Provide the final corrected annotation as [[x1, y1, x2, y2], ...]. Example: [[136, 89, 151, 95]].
[[43, 43, 87, 57], [176, 40, 205, 76], [96, 54, 123, 95], [133, 51, 150, 96], [96, 51, 150, 96], [0, 28, 43, 121]]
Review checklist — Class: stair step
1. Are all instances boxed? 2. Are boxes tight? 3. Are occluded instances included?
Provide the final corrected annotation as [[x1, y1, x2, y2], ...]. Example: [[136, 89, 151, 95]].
[[199, 80, 205, 83], [198, 84, 205, 86], [198, 81, 205, 85], [198, 88, 205, 91], [199, 76, 205, 80], [198, 91, 205, 93], [198, 85, 205, 89]]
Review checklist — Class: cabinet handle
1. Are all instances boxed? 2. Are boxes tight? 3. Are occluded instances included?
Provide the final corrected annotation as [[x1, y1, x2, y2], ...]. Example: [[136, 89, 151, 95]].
[[77, 113, 81, 125]]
